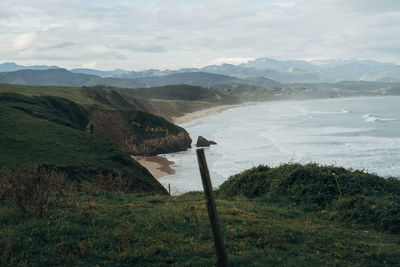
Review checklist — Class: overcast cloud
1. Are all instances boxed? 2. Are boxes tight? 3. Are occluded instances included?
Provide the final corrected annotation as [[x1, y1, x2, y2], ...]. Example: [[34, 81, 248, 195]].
[[1, 0, 399, 70]]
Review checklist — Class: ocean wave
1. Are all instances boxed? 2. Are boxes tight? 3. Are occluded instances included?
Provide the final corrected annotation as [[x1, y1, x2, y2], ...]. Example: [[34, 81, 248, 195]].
[[362, 114, 398, 122], [304, 108, 351, 115]]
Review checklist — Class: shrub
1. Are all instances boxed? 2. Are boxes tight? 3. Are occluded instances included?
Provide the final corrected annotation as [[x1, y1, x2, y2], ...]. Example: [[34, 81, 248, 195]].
[[330, 195, 400, 234], [217, 163, 400, 232], [83, 171, 135, 193], [218, 163, 399, 208], [0, 166, 71, 218]]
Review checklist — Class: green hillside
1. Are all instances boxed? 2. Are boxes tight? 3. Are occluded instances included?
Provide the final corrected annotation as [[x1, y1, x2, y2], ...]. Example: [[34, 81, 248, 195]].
[[0, 92, 89, 130], [0, 83, 204, 192], [0, 83, 233, 119], [1, 167, 399, 266], [0, 100, 166, 193], [126, 84, 223, 101], [0, 69, 143, 88], [0, 83, 98, 106]]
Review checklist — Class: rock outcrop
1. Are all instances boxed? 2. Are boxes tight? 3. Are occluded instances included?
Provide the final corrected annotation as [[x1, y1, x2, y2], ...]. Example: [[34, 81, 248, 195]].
[[196, 136, 217, 147], [89, 109, 192, 156]]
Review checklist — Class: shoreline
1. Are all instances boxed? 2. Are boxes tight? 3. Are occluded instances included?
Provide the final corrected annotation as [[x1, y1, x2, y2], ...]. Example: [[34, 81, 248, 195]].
[[132, 155, 175, 179], [134, 101, 258, 179], [171, 101, 258, 125]]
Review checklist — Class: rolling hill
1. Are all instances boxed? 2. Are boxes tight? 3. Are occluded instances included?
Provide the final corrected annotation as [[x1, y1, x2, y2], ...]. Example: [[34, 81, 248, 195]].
[[0, 69, 143, 88], [0, 98, 167, 194]]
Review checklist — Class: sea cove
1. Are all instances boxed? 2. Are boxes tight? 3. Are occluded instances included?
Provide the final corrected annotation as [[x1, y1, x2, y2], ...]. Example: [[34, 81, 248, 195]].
[[160, 96, 400, 194]]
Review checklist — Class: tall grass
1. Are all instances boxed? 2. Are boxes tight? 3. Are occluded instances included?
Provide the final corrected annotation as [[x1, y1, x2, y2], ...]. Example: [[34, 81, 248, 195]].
[[0, 166, 71, 218], [0, 166, 150, 218]]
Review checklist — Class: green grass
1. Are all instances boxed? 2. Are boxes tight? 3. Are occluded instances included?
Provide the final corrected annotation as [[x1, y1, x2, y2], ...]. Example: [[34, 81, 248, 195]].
[[1, 192, 399, 266], [0, 92, 89, 130], [0, 158, 398, 265], [126, 84, 224, 101], [0, 84, 97, 106], [0, 104, 166, 193], [0, 83, 239, 120], [0, 87, 190, 190], [218, 163, 400, 233]]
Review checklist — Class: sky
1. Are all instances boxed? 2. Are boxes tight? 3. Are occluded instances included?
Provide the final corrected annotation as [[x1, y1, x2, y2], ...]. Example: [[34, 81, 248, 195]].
[[1, 0, 399, 70]]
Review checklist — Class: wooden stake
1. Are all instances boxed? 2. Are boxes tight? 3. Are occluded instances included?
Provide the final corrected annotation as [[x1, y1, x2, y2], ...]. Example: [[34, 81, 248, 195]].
[[333, 173, 343, 198], [196, 148, 229, 267]]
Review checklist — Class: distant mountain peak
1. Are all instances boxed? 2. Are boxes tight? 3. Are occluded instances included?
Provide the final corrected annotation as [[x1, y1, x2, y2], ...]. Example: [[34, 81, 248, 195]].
[[0, 62, 60, 72], [2, 58, 400, 84]]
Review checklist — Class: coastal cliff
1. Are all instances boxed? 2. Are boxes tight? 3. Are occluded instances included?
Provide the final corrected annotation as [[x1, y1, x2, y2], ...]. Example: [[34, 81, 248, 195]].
[[89, 109, 192, 156]]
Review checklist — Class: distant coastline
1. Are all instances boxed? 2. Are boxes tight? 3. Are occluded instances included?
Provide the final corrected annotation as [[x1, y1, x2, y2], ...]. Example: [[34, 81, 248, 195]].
[[171, 101, 258, 125]]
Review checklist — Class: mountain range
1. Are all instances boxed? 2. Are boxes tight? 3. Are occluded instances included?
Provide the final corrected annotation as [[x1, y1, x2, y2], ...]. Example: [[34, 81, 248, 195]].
[[2, 58, 400, 83], [0, 68, 282, 89]]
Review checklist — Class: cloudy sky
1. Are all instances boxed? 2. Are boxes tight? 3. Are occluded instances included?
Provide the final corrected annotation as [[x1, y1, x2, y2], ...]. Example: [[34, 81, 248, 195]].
[[1, 0, 399, 70]]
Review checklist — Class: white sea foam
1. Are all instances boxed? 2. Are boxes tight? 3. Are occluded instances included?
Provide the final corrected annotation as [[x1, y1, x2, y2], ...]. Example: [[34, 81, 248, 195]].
[[362, 114, 398, 122], [300, 108, 351, 115]]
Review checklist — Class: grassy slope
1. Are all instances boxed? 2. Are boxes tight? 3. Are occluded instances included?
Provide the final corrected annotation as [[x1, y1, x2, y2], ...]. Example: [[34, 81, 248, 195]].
[[0, 84, 231, 120], [1, 192, 399, 266], [0, 84, 199, 191], [0, 104, 166, 193], [0, 84, 98, 106], [126, 84, 224, 101], [0, 92, 89, 130]]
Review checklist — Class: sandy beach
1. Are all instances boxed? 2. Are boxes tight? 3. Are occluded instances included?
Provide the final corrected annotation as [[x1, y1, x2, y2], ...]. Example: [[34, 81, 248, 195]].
[[132, 155, 175, 179], [171, 102, 257, 125], [134, 101, 257, 178]]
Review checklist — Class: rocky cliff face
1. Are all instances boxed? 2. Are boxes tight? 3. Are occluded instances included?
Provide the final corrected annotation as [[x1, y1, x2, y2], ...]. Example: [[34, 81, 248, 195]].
[[89, 109, 191, 156]]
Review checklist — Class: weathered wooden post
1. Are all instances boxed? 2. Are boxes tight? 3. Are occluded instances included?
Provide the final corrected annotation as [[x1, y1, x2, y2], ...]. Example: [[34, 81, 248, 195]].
[[168, 183, 171, 195], [333, 173, 343, 199], [196, 148, 229, 267]]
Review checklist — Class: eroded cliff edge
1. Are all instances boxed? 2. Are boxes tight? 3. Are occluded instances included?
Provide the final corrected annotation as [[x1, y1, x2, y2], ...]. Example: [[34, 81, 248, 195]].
[[89, 109, 192, 156]]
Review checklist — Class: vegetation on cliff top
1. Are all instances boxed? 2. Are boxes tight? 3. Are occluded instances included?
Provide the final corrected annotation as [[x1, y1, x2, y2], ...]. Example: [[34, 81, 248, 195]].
[[0, 92, 89, 130], [1, 181, 399, 266], [0, 147, 399, 265], [0, 83, 234, 119], [218, 163, 400, 233], [0, 82, 195, 152], [0, 101, 166, 194], [90, 109, 192, 155], [126, 84, 228, 101]]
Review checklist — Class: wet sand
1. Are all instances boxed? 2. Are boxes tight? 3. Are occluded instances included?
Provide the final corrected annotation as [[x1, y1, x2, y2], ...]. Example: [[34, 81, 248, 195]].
[[132, 155, 175, 179]]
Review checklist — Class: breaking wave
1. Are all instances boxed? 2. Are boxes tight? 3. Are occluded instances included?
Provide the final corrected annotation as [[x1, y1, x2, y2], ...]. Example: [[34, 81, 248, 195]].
[[362, 114, 398, 122]]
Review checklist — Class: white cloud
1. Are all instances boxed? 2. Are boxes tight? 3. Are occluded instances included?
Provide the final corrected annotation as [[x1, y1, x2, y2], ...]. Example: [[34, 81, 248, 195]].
[[83, 61, 97, 69], [0, 0, 400, 70], [211, 57, 255, 65], [90, 45, 110, 54], [12, 33, 37, 50]]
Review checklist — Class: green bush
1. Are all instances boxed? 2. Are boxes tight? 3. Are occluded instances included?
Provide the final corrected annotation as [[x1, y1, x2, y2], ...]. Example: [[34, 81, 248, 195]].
[[218, 163, 400, 232], [330, 195, 400, 234]]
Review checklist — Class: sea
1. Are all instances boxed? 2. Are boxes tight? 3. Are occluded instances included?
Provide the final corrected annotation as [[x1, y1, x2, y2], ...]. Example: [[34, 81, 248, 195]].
[[159, 96, 400, 194]]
